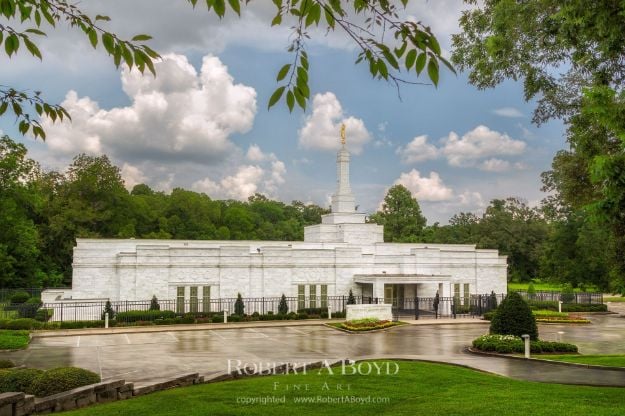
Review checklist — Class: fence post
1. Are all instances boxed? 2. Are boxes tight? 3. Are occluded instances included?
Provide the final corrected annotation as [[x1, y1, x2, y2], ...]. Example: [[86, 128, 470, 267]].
[[60, 302, 63, 322], [262, 297, 265, 315], [478, 295, 482, 316], [414, 297, 419, 320], [452, 298, 456, 319], [105, 313, 109, 329]]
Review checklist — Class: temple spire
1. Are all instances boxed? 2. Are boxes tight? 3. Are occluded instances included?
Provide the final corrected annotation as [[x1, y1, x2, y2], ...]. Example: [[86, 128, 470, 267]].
[[331, 124, 356, 213]]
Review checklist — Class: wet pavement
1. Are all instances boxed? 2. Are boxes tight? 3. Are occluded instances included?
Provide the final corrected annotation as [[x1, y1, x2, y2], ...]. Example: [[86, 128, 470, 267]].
[[3, 307, 625, 387]]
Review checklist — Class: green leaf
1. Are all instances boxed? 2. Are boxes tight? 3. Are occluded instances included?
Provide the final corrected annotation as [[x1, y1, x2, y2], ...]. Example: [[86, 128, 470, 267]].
[[405, 49, 417, 70], [0, 102, 7, 116], [102, 33, 115, 54], [5, 34, 18, 57], [276, 64, 290, 81], [24, 29, 46, 36], [87, 28, 98, 48], [268, 86, 285, 109], [271, 13, 282, 26], [131, 34, 152, 42], [415, 52, 427, 75], [378, 59, 389, 79], [293, 87, 306, 110], [227, 0, 240, 16], [24, 37, 41, 60], [95, 15, 111, 22], [427, 59, 439, 86], [286, 90, 294, 112], [214, 0, 226, 17]]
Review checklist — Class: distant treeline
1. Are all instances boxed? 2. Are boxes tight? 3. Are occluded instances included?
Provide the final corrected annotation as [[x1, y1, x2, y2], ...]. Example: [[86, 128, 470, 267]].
[[0, 136, 619, 292]]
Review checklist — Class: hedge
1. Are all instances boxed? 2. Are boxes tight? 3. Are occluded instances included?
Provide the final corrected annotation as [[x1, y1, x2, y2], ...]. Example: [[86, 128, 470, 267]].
[[30, 367, 101, 397], [472, 334, 578, 354], [0, 318, 42, 330], [9, 291, 30, 304], [115, 310, 176, 323], [0, 360, 14, 369], [527, 301, 607, 312], [0, 368, 44, 394]]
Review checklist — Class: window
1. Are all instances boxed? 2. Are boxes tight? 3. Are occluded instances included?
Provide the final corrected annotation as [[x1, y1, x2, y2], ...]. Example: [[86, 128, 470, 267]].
[[453, 284, 460, 302], [309, 285, 317, 308], [320, 285, 328, 308], [190, 286, 198, 313], [202, 286, 210, 312], [176, 287, 185, 314], [298, 285, 305, 310], [464, 283, 470, 306]]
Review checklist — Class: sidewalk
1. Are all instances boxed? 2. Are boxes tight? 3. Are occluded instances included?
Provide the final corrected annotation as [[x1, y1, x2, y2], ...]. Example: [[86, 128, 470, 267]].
[[32, 317, 488, 338]]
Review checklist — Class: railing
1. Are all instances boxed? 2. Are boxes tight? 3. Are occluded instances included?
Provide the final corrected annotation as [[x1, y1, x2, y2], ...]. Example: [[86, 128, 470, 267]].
[[512, 290, 603, 304], [0, 290, 605, 323]]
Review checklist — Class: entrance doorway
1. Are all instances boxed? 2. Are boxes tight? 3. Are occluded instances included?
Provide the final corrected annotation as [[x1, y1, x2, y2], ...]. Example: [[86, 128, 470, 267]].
[[384, 284, 404, 307]]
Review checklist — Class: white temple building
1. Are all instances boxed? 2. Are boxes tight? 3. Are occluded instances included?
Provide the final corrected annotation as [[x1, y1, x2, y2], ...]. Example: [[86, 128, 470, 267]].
[[44, 130, 507, 308]]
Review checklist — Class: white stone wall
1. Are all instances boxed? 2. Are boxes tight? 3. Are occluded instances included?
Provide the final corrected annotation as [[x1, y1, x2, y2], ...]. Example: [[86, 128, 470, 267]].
[[70, 238, 507, 302]]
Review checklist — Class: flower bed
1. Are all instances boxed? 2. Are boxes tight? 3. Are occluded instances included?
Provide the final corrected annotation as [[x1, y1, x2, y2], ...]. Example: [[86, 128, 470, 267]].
[[329, 318, 404, 332], [472, 334, 578, 354]]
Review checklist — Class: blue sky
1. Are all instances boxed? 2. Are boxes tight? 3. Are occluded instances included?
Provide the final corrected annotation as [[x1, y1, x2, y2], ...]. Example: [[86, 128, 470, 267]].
[[0, 1, 567, 223]]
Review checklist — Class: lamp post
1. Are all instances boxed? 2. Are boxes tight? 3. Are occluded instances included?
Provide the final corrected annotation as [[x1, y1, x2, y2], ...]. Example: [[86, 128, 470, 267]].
[[521, 334, 530, 359]]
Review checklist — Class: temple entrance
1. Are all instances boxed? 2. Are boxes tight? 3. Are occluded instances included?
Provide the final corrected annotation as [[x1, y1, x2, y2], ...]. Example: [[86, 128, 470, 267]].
[[384, 284, 405, 307]]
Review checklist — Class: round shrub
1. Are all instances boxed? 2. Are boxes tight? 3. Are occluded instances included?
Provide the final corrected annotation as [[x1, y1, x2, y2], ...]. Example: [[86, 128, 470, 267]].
[[490, 292, 538, 340], [0, 368, 44, 394], [9, 291, 31, 304], [0, 360, 14, 369], [30, 367, 100, 397]]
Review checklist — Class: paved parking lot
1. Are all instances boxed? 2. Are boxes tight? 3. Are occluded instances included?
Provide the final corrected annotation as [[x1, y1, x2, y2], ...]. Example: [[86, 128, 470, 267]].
[[3, 310, 625, 387]]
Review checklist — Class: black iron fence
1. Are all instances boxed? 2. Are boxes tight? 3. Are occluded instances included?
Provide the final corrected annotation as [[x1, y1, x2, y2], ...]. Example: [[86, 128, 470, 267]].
[[0, 290, 605, 324], [512, 290, 603, 304]]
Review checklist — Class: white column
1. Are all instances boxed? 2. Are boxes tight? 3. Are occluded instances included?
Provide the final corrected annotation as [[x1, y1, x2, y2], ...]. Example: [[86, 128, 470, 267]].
[[331, 146, 356, 213]]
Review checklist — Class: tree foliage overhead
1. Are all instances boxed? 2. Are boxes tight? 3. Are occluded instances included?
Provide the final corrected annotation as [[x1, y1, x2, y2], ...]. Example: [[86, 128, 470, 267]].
[[452, 0, 625, 292], [1, 0, 453, 139]]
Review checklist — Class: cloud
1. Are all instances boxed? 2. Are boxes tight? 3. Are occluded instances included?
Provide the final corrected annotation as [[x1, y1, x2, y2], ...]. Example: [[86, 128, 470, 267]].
[[479, 158, 511, 172], [492, 107, 524, 118], [298, 92, 371, 154], [394, 169, 454, 202], [41, 53, 257, 164], [440, 125, 526, 167], [246, 144, 268, 162], [396, 135, 439, 164], [120, 163, 147, 190]]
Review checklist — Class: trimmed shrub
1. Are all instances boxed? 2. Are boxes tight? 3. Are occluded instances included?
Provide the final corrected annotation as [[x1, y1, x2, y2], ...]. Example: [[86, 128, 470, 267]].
[[490, 292, 538, 340], [211, 315, 224, 323], [488, 291, 498, 311], [228, 314, 241, 322], [347, 289, 356, 305], [9, 291, 30, 304], [0, 368, 44, 394], [0, 330, 31, 350], [234, 293, 245, 316], [101, 300, 115, 320], [35, 308, 54, 322], [483, 311, 496, 321], [472, 334, 578, 354], [278, 294, 288, 315], [59, 321, 105, 329], [30, 367, 101, 397], [562, 303, 607, 312], [0, 360, 14, 369], [115, 310, 175, 323], [150, 295, 160, 311], [297, 307, 328, 315], [1, 319, 42, 330]]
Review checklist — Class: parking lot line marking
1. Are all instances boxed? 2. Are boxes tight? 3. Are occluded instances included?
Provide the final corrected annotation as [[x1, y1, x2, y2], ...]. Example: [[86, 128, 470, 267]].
[[167, 332, 178, 342], [248, 328, 269, 338], [209, 330, 226, 339], [124, 334, 131, 345]]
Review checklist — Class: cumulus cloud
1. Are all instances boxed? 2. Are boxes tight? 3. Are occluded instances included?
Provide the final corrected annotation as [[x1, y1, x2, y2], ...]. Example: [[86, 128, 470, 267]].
[[298, 92, 371, 154], [396, 135, 439, 164], [493, 107, 524, 118], [120, 163, 147, 190], [42, 53, 257, 164], [479, 158, 511, 172], [394, 169, 454, 202], [440, 125, 526, 167]]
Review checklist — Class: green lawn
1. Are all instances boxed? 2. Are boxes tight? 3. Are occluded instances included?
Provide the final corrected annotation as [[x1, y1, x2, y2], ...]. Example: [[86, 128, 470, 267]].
[[508, 282, 598, 292], [0, 330, 30, 350], [542, 355, 625, 367], [604, 296, 625, 302], [61, 361, 625, 416]]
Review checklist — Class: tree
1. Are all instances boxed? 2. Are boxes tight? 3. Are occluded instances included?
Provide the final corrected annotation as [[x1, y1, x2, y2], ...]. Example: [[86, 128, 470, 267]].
[[234, 293, 245, 316], [370, 184, 426, 242], [150, 295, 160, 311], [452, 0, 625, 290], [101, 300, 115, 320], [2, 1, 452, 139], [347, 289, 356, 305], [490, 292, 538, 341], [278, 294, 288, 315]]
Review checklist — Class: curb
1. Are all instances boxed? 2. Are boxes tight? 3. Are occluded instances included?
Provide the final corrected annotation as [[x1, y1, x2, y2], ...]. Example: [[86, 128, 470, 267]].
[[465, 347, 625, 373]]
